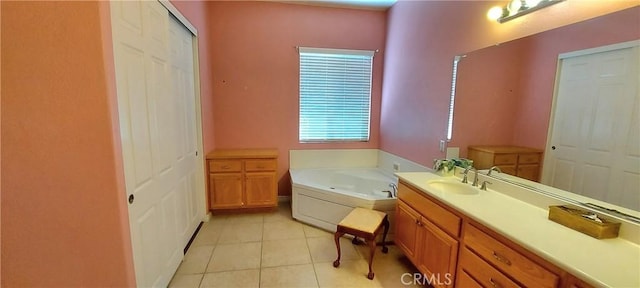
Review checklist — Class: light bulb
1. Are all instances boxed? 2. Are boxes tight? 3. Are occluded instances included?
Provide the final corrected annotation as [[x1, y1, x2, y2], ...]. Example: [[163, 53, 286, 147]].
[[508, 0, 522, 16], [487, 6, 503, 21], [525, 0, 542, 7]]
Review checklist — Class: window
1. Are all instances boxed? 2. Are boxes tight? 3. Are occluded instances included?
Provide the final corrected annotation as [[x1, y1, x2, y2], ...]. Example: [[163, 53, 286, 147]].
[[447, 55, 465, 141], [298, 47, 374, 142]]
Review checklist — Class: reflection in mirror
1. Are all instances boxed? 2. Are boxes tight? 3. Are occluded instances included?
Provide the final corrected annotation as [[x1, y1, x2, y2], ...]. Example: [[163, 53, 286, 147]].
[[447, 6, 640, 213]]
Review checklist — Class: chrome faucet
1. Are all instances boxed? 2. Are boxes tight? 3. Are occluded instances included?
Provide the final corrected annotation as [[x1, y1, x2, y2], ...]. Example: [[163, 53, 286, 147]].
[[462, 166, 473, 183], [388, 183, 398, 198], [462, 167, 479, 186], [480, 180, 492, 191], [487, 166, 502, 176], [471, 167, 480, 187]]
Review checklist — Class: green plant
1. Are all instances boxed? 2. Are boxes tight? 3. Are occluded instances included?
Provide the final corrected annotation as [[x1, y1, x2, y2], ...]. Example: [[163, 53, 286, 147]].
[[433, 158, 473, 171]]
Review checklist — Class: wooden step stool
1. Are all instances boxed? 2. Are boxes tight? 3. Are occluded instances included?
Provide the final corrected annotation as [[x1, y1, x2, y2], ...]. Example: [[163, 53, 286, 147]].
[[333, 207, 389, 280]]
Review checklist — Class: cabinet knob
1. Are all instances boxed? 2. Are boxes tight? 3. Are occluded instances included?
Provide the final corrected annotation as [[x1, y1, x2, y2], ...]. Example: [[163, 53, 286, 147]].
[[489, 278, 502, 288], [492, 251, 511, 266]]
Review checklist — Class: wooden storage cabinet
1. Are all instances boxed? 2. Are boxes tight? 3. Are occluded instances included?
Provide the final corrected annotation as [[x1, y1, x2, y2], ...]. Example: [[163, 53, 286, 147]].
[[467, 145, 543, 181], [396, 182, 460, 288], [206, 149, 278, 211], [394, 179, 594, 288]]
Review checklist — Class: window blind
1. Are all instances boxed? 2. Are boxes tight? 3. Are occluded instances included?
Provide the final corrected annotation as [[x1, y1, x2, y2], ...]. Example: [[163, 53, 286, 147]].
[[298, 47, 374, 142]]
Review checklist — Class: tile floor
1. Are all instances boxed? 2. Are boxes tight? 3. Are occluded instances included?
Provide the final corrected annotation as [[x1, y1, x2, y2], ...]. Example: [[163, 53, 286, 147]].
[[169, 202, 421, 288]]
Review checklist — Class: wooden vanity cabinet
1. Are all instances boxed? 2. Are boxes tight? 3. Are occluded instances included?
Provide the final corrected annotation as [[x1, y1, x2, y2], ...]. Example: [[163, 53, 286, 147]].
[[395, 180, 595, 288], [206, 149, 278, 211], [467, 146, 543, 181], [396, 182, 461, 288]]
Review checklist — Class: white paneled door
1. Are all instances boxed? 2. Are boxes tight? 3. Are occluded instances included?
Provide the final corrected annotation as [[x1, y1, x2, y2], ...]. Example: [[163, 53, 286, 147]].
[[543, 42, 640, 211], [110, 1, 202, 286], [168, 13, 202, 248]]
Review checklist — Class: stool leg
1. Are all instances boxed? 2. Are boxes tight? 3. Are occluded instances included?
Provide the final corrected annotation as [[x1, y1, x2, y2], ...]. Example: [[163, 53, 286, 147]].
[[367, 238, 376, 280], [333, 231, 344, 268], [381, 216, 390, 254]]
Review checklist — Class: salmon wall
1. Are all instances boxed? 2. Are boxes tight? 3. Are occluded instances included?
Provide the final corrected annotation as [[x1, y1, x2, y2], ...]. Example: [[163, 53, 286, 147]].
[[450, 6, 640, 157], [1, 0, 215, 285], [0, 2, 3, 285], [208, 2, 387, 195], [1, 2, 135, 286], [381, 0, 639, 167]]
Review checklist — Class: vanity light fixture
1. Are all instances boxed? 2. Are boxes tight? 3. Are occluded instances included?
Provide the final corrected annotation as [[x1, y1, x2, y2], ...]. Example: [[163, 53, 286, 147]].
[[487, 0, 564, 23]]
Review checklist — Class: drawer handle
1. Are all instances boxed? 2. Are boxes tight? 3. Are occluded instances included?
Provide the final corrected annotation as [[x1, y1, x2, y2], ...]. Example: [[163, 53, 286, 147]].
[[257, 165, 265, 168], [415, 219, 422, 226], [221, 165, 230, 169], [492, 251, 512, 266], [489, 278, 502, 288]]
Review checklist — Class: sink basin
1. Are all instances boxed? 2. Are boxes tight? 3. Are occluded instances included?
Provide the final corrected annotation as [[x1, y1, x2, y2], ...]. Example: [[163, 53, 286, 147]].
[[425, 179, 479, 195]]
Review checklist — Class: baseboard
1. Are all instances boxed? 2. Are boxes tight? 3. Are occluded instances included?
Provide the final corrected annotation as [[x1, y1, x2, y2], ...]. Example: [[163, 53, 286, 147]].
[[201, 211, 212, 222], [278, 195, 291, 203]]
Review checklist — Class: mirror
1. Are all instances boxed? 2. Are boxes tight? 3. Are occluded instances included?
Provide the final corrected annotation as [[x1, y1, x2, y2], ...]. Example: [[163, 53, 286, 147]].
[[448, 7, 640, 215]]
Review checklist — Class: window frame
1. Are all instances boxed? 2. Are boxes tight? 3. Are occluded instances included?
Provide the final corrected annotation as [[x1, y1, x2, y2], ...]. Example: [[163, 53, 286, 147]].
[[298, 47, 375, 143]]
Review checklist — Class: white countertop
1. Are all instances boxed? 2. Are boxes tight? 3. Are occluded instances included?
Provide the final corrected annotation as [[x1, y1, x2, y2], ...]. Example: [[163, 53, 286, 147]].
[[395, 172, 640, 288]]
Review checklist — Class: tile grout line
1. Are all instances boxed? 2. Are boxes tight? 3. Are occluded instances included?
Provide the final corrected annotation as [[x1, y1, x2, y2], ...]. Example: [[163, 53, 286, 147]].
[[304, 225, 323, 288], [258, 216, 265, 288], [198, 218, 224, 288]]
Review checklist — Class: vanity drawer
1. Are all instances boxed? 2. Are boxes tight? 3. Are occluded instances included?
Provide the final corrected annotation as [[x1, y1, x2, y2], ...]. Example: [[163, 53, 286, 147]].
[[494, 154, 517, 165], [398, 182, 461, 237], [518, 153, 541, 164], [209, 160, 242, 173], [455, 269, 483, 288], [464, 224, 559, 288], [459, 247, 521, 288], [245, 159, 277, 172]]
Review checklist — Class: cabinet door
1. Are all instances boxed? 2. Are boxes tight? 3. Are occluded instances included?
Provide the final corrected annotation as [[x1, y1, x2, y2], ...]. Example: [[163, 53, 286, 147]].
[[210, 173, 243, 209], [395, 201, 420, 261], [517, 164, 540, 181], [245, 172, 277, 207], [415, 217, 459, 288], [498, 165, 517, 176]]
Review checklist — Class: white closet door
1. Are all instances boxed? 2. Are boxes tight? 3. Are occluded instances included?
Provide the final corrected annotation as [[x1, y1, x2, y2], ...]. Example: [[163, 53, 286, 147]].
[[111, 1, 201, 286], [543, 43, 639, 211], [168, 15, 201, 247]]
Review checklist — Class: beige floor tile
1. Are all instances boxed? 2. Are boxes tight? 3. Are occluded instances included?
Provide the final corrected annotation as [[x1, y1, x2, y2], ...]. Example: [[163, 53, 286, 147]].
[[366, 246, 422, 288], [314, 259, 384, 288], [192, 223, 224, 247], [207, 214, 228, 225], [176, 245, 215, 275], [168, 274, 203, 288], [303, 224, 333, 238], [206, 242, 262, 272], [262, 238, 312, 267], [307, 236, 362, 263], [225, 213, 264, 224], [217, 222, 263, 244], [263, 205, 293, 222], [260, 263, 319, 288], [199, 269, 260, 288], [263, 220, 306, 240]]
